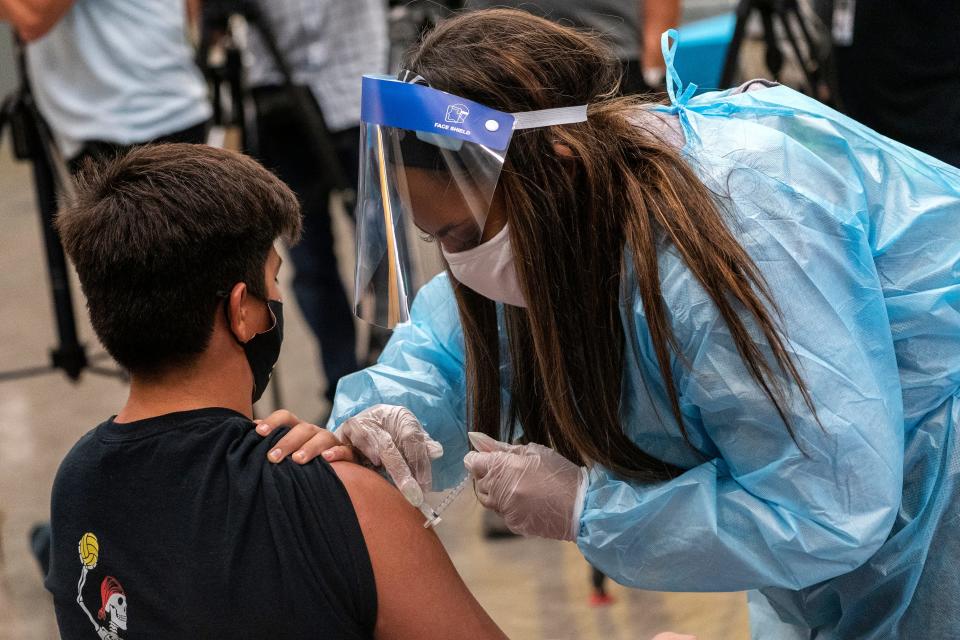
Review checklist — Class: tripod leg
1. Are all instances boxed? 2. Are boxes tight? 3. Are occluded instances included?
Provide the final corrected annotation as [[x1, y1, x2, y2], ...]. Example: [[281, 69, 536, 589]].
[[760, 8, 784, 79], [791, 4, 818, 53], [720, 0, 755, 88], [784, 6, 832, 101], [28, 120, 88, 380], [777, 9, 818, 95]]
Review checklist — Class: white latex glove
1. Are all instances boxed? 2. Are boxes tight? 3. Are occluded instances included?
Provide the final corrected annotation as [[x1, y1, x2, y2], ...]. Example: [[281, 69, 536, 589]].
[[337, 405, 444, 507], [463, 432, 589, 541]]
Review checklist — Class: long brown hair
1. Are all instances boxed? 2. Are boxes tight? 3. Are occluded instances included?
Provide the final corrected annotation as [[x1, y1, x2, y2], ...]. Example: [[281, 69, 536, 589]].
[[404, 9, 817, 481]]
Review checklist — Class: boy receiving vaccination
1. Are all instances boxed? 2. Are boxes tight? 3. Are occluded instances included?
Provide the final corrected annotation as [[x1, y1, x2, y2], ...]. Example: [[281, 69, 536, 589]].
[[45, 144, 506, 639]]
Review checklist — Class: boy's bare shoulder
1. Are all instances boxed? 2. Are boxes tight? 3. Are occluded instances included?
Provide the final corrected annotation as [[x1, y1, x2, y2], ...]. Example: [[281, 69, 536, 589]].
[[329, 461, 422, 527]]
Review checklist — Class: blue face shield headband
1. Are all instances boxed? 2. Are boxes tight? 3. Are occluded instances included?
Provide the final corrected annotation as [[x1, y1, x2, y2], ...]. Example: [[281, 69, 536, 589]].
[[353, 71, 588, 328]]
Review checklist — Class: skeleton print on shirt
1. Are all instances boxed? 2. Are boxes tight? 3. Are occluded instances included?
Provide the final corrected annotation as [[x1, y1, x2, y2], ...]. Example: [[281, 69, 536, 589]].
[[76, 532, 128, 639]]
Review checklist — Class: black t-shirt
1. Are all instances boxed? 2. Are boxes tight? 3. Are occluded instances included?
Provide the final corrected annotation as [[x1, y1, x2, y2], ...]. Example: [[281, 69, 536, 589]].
[[832, 0, 960, 167], [45, 408, 377, 639]]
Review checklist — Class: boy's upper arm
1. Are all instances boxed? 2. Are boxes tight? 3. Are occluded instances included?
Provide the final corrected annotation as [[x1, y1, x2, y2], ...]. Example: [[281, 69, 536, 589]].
[[331, 462, 507, 640]]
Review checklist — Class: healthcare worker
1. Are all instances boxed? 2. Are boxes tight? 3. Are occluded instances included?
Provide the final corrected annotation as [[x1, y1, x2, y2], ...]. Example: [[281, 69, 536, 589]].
[[257, 9, 960, 639]]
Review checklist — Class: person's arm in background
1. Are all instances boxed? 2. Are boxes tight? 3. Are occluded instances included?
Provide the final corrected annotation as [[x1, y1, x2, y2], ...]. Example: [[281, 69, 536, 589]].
[[641, 0, 681, 87], [0, 0, 73, 42], [185, 0, 200, 26], [332, 461, 507, 640], [185, 0, 201, 44]]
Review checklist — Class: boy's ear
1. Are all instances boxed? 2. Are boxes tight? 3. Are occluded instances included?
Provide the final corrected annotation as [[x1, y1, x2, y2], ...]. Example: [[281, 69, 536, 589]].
[[227, 282, 250, 342]]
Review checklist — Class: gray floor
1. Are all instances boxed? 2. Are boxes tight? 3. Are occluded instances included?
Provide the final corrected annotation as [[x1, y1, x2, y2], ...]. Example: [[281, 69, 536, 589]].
[[0, 144, 749, 638]]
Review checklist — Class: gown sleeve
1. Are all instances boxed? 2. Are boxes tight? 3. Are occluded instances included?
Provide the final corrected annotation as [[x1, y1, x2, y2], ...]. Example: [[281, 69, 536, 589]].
[[329, 274, 470, 490]]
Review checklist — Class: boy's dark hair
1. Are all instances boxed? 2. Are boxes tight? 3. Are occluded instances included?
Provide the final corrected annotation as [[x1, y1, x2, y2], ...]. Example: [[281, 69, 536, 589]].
[[56, 143, 302, 375]]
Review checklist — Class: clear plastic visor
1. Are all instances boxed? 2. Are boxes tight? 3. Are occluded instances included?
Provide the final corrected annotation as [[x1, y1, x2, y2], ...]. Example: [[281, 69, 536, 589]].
[[353, 122, 507, 328]]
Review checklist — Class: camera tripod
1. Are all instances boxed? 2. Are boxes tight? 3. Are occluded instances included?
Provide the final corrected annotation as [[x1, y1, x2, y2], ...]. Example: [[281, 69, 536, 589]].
[[720, 0, 838, 104], [0, 36, 124, 384]]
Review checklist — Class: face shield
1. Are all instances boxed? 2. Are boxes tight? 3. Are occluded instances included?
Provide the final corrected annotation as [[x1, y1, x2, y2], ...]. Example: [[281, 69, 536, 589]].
[[355, 71, 588, 328]]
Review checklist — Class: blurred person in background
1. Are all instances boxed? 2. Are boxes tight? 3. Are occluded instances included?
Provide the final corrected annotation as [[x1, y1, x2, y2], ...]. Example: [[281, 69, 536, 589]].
[[0, 0, 211, 169], [464, 0, 681, 93], [246, 0, 389, 416], [827, 0, 960, 167]]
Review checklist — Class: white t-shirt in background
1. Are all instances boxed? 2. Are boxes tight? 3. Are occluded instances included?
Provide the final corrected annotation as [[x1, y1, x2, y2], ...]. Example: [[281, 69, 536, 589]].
[[26, 0, 211, 159]]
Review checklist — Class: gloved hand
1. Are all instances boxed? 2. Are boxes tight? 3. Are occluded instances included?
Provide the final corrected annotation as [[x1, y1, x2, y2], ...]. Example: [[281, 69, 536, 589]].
[[337, 405, 444, 507], [253, 405, 443, 508], [464, 432, 588, 541]]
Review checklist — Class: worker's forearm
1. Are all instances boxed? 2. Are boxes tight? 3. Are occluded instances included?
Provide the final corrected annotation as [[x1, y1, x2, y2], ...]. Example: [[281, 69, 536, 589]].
[[641, 0, 682, 69], [0, 0, 74, 42]]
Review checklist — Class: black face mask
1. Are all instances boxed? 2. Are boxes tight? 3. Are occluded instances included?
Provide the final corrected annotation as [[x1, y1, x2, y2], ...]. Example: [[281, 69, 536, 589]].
[[243, 299, 284, 403], [223, 296, 284, 403]]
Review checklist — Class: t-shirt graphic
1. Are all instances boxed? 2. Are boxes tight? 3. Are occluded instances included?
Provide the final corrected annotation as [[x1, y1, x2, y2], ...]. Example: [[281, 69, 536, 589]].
[[76, 532, 127, 639]]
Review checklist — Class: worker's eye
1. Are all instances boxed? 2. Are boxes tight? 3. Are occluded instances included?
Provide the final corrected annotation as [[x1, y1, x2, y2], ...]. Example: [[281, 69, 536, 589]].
[[418, 231, 436, 244]]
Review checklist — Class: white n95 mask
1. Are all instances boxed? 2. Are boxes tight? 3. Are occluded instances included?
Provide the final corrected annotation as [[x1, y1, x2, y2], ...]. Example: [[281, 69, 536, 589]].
[[442, 224, 527, 308]]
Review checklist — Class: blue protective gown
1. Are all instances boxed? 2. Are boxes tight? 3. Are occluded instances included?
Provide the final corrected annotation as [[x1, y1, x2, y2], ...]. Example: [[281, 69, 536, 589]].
[[331, 78, 960, 637]]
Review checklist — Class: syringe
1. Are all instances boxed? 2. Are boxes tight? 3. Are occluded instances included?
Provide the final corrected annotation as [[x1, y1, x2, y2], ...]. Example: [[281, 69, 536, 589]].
[[410, 431, 492, 528], [418, 475, 471, 529]]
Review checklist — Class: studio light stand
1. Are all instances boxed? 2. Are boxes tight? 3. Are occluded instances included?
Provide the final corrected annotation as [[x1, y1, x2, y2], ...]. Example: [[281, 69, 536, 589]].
[[0, 36, 124, 384]]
